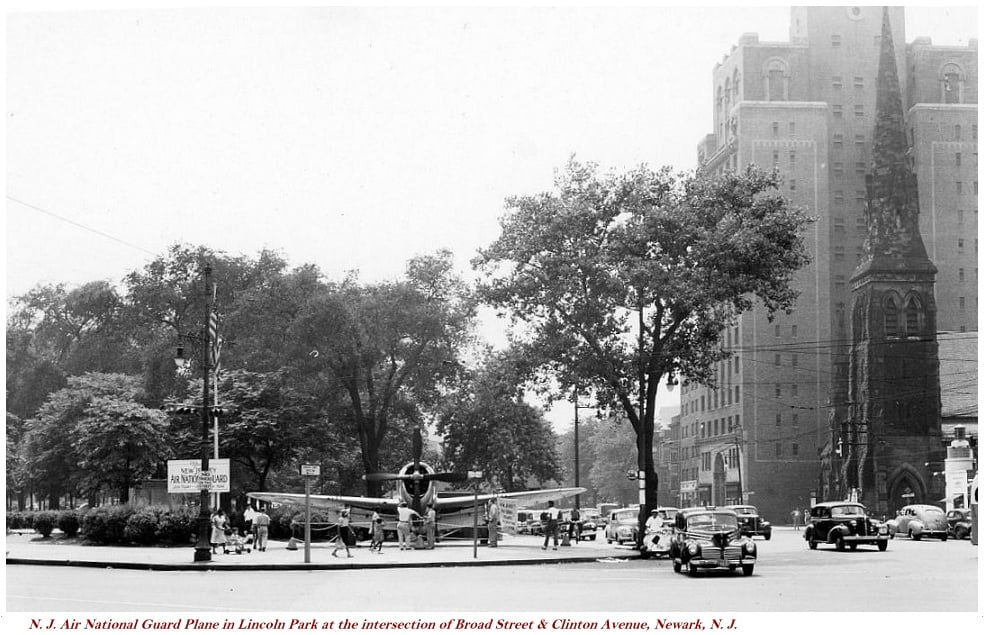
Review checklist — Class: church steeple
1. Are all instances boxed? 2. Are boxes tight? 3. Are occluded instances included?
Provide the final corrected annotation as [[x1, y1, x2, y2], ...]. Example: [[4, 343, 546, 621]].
[[857, 7, 935, 276]]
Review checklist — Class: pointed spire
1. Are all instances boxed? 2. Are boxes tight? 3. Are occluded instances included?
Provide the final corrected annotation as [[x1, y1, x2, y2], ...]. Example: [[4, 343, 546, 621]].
[[858, 7, 934, 275]]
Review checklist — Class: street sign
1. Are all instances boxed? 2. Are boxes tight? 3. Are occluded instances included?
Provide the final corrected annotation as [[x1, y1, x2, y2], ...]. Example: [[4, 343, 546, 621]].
[[467, 470, 483, 478], [300, 464, 320, 477]]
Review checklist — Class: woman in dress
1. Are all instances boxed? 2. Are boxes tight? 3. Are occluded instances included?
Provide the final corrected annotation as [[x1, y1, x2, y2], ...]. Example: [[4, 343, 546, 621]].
[[210, 509, 229, 554]]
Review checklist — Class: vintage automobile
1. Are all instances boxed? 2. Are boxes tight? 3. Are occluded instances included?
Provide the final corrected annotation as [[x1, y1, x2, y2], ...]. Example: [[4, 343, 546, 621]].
[[725, 504, 773, 540], [946, 508, 973, 540], [887, 504, 948, 541], [605, 507, 640, 545], [668, 507, 757, 576], [804, 501, 889, 551], [640, 507, 679, 558]]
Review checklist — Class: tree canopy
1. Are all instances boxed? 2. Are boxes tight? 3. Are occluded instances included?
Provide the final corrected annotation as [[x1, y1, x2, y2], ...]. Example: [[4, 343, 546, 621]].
[[475, 159, 812, 541]]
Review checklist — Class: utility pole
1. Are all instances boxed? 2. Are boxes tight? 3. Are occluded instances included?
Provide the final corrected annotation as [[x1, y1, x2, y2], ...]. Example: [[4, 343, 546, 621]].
[[194, 263, 213, 563]]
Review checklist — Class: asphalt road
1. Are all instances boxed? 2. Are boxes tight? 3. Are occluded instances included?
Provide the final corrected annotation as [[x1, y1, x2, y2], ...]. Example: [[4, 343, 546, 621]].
[[5, 528, 977, 613]]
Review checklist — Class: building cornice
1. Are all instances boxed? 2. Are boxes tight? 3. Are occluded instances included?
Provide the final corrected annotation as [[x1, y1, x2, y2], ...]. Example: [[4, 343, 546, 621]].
[[908, 103, 978, 114]]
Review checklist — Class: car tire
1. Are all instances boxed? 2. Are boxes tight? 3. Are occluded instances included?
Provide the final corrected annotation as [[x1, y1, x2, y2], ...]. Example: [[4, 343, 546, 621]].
[[607, 538, 613, 544], [764, 528, 772, 540], [673, 560, 682, 573], [808, 539, 817, 550], [835, 535, 846, 551], [687, 564, 699, 577], [849, 543, 858, 551], [941, 534, 947, 542], [877, 540, 888, 551], [955, 527, 968, 540], [742, 564, 754, 576], [910, 531, 922, 541]]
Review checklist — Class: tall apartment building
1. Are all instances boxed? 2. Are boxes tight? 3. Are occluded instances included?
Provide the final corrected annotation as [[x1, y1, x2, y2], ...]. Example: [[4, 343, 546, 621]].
[[674, 7, 977, 522]]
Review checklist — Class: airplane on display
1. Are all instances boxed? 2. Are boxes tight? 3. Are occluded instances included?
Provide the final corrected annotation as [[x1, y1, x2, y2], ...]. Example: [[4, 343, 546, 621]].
[[248, 428, 584, 542]]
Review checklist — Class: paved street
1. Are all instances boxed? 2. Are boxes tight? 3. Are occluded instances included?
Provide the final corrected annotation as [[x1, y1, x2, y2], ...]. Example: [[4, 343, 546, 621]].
[[5, 528, 977, 612]]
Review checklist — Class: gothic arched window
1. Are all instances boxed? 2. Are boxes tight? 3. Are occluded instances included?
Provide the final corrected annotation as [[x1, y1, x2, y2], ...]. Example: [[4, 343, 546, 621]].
[[733, 69, 741, 100], [941, 63, 964, 104], [764, 59, 789, 102], [904, 294, 923, 336], [884, 296, 900, 337]]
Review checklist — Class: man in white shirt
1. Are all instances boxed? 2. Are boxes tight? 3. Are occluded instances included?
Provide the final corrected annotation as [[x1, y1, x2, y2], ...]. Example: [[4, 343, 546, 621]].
[[487, 498, 500, 548], [396, 502, 420, 551]]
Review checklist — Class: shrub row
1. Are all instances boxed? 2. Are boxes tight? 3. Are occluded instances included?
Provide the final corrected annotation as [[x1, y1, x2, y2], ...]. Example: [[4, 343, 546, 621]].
[[6, 504, 318, 545]]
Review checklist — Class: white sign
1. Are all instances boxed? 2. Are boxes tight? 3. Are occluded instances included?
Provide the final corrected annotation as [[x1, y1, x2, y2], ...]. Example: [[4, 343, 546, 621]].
[[498, 498, 518, 534], [300, 464, 321, 477], [167, 459, 230, 493]]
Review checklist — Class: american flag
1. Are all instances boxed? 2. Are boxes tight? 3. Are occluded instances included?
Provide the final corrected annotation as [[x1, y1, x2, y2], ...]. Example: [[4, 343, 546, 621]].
[[208, 283, 221, 369]]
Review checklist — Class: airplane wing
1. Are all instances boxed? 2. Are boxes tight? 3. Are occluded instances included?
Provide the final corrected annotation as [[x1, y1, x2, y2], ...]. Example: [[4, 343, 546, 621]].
[[247, 492, 398, 514], [434, 487, 586, 513]]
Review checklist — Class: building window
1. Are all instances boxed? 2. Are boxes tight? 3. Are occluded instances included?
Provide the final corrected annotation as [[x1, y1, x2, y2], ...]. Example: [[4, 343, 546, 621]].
[[942, 63, 964, 104], [957, 182, 963, 194], [789, 150, 796, 166], [853, 76, 864, 89], [775, 384, 782, 397], [958, 210, 964, 224], [791, 325, 797, 338], [955, 124, 962, 141], [855, 134, 866, 150], [959, 268, 965, 282], [833, 133, 844, 150], [833, 162, 844, 176], [831, 34, 841, 47], [789, 179, 796, 191], [832, 75, 843, 89], [834, 217, 846, 233], [792, 413, 799, 426], [835, 275, 846, 291], [772, 122, 780, 137], [701, 396, 705, 411], [773, 150, 780, 166], [766, 59, 789, 101], [956, 152, 962, 167], [735, 414, 740, 429], [792, 354, 798, 367], [792, 443, 799, 457], [776, 413, 782, 426], [855, 190, 866, 205], [776, 442, 783, 457], [958, 238, 965, 252], [834, 191, 845, 205], [854, 104, 864, 117], [735, 386, 740, 402], [959, 297, 966, 311], [775, 325, 781, 337], [855, 162, 866, 175], [834, 245, 845, 261], [774, 354, 781, 366], [884, 296, 900, 337], [833, 104, 843, 118]]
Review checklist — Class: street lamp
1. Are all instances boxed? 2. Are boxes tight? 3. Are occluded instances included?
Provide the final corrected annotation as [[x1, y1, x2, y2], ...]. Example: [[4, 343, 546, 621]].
[[173, 263, 218, 563]]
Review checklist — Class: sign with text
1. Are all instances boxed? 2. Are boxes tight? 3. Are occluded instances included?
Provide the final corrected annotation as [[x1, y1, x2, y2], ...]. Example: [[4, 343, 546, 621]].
[[498, 498, 518, 534], [300, 464, 321, 477], [167, 459, 230, 493]]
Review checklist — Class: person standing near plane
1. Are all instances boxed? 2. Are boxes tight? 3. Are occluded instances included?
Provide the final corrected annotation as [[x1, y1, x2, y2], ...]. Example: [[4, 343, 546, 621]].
[[332, 507, 353, 558], [542, 501, 560, 550], [424, 504, 437, 549], [487, 497, 500, 548], [396, 502, 420, 551], [370, 508, 384, 554], [253, 506, 270, 552]]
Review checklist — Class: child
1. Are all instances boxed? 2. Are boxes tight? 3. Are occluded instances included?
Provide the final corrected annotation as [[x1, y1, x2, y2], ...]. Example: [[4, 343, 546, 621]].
[[227, 528, 251, 554]]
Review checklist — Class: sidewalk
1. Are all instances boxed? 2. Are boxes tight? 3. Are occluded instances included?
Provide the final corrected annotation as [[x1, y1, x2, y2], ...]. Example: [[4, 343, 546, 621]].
[[4, 531, 639, 571]]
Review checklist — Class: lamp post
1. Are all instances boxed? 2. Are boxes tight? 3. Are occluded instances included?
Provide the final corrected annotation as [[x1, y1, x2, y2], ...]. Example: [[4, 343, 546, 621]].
[[174, 263, 215, 563]]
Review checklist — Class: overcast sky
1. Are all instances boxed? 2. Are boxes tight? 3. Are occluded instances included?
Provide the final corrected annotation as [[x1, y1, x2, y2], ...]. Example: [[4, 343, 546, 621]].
[[5, 3, 979, 426]]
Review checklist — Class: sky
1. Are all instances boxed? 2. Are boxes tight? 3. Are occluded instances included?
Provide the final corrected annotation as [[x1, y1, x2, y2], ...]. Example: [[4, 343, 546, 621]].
[[4, 3, 979, 429]]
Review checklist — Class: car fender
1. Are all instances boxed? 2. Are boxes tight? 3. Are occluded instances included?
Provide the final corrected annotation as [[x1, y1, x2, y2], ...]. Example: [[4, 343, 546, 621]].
[[828, 524, 850, 542], [908, 520, 925, 536]]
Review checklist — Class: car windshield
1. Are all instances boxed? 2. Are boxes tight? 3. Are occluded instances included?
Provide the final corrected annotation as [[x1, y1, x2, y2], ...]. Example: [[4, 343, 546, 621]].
[[687, 513, 737, 530], [731, 507, 756, 514], [831, 505, 865, 516]]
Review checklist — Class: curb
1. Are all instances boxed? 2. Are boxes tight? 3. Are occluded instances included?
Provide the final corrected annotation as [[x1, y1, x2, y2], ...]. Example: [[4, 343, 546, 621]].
[[6, 553, 640, 572]]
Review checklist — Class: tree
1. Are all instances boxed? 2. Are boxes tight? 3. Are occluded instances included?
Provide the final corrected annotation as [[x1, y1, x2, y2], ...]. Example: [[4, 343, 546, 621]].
[[22, 373, 171, 506], [290, 251, 476, 496], [586, 418, 640, 507], [475, 159, 811, 543], [437, 349, 561, 491]]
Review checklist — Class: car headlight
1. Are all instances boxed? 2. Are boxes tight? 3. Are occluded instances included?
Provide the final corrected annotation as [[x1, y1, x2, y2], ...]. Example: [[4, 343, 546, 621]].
[[687, 543, 700, 556], [744, 541, 756, 554]]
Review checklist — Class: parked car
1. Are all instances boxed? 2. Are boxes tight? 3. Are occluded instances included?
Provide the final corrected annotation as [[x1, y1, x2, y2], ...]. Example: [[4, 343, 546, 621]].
[[887, 504, 948, 541], [946, 508, 973, 540], [725, 504, 773, 540], [804, 501, 889, 551], [605, 507, 639, 545], [640, 507, 679, 558], [668, 506, 757, 576]]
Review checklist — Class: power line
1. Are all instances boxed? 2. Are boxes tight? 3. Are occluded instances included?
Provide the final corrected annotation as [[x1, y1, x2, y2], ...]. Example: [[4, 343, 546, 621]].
[[7, 195, 158, 257]]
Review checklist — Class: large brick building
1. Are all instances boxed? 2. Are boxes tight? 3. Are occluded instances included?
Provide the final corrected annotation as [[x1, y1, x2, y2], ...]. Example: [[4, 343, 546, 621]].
[[671, 7, 976, 522]]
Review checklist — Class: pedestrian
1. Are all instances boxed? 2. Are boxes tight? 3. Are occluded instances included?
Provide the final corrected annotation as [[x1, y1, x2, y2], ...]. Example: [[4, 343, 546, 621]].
[[487, 498, 499, 548], [210, 509, 229, 554], [332, 507, 353, 558], [253, 506, 270, 552], [791, 508, 802, 530], [396, 502, 421, 551], [423, 504, 437, 549], [370, 508, 384, 554], [542, 500, 560, 551], [569, 507, 581, 544], [244, 502, 257, 544]]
